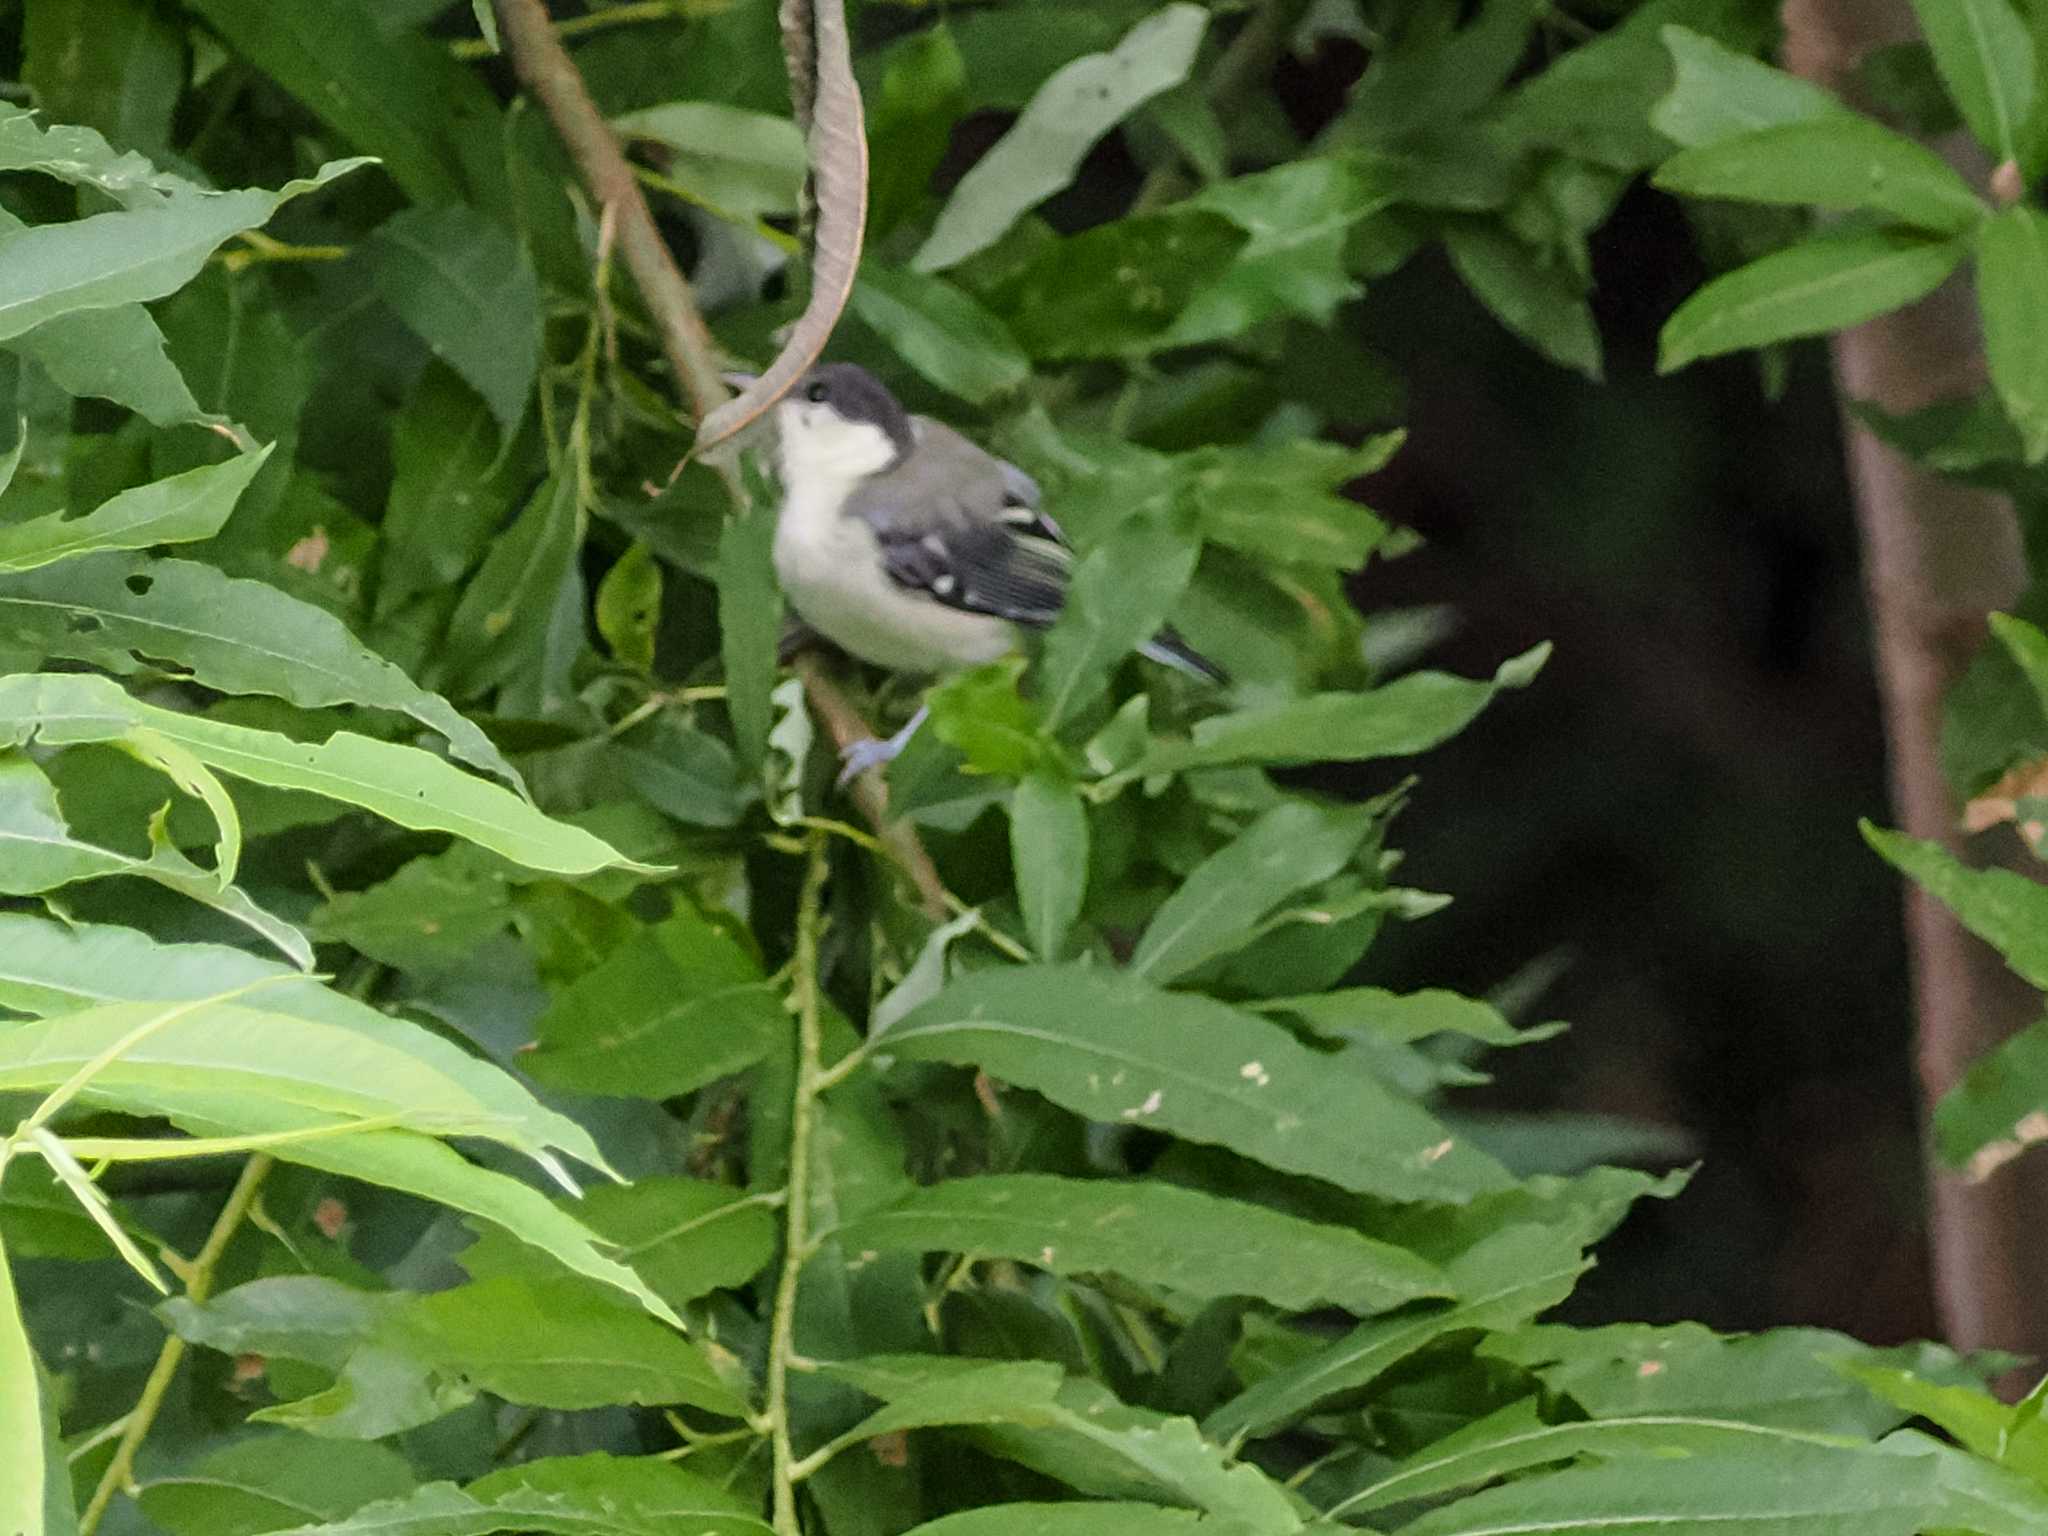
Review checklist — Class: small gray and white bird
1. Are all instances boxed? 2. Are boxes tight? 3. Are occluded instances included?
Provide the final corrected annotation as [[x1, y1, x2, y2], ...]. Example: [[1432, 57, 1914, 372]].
[[762, 362, 1224, 778]]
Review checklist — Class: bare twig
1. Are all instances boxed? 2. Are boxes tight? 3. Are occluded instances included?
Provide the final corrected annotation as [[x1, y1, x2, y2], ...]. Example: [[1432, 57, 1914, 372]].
[[493, 0, 730, 424], [494, 0, 948, 918], [1783, 0, 2048, 1379]]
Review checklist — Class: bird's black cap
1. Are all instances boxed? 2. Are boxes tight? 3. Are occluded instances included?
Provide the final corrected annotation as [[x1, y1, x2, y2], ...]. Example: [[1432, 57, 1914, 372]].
[[795, 362, 914, 461]]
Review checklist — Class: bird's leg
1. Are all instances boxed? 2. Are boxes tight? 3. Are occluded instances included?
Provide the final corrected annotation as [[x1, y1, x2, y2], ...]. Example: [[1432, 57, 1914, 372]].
[[837, 704, 929, 787]]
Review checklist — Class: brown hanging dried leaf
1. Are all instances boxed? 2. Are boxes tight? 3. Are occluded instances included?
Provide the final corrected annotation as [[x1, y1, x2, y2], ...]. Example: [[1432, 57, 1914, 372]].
[[696, 0, 866, 453]]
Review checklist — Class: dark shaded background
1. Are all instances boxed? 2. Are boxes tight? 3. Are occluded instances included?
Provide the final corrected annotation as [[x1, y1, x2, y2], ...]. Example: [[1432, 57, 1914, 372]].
[[1348, 188, 1934, 1344]]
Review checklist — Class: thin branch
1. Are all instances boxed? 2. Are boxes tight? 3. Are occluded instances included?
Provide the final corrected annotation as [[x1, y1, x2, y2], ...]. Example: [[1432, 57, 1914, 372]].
[[766, 832, 831, 1535], [792, 652, 950, 920], [496, 0, 949, 922], [78, 1155, 272, 1536], [493, 0, 730, 424]]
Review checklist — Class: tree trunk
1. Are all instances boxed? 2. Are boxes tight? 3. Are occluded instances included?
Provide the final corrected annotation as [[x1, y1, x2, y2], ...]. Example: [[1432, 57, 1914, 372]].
[[1783, 0, 2048, 1373]]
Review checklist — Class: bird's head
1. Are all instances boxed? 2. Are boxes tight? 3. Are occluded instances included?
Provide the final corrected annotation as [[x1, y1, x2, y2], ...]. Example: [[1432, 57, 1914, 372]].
[[771, 362, 913, 488]]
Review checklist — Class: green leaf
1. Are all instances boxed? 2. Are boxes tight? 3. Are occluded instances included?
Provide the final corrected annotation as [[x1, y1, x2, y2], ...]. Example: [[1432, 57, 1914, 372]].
[[999, 212, 1251, 361], [0, 913, 614, 1180], [715, 497, 783, 776], [900, 1510, 1235, 1536], [839, 1173, 1447, 1314], [1908, 0, 2035, 160], [311, 847, 515, 974], [852, 266, 1031, 405], [595, 541, 662, 674], [1163, 158, 1397, 345], [1863, 820, 2048, 987], [867, 25, 968, 238], [1400, 1438, 1940, 1536], [393, 1275, 748, 1417], [459, 1175, 777, 1313], [1658, 230, 1968, 373], [0, 160, 370, 343], [367, 206, 543, 441], [465, 1456, 759, 1522], [377, 365, 527, 619], [1842, 1363, 2048, 1483], [1180, 436, 1397, 570], [3, 302, 210, 428], [1931, 1016, 2048, 1175], [1133, 801, 1378, 983], [0, 447, 271, 573], [1137, 644, 1547, 774], [1039, 509, 1200, 727], [1011, 773, 1088, 959], [1444, 221, 1603, 379], [0, 673, 639, 875], [877, 963, 1513, 1201], [182, 0, 488, 204], [22, 0, 182, 158], [821, 1359, 1299, 1533], [1978, 207, 2048, 460], [612, 102, 808, 220], [927, 656, 1061, 777], [137, 1434, 416, 1536], [0, 552, 524, 789], [0, 755, 311, 965], [261, 1474, 773, 1536], [913, 4, 1210, 272], [1205, 1224, 1589, 1443], [1652, 25, 1857, 149], [1335, 1399, 1852, 1517], [1482, 1320, 1967, 1436], [1260, 986, 1562, 1047], [0, 1228, 53, 1536], [440, 472, 581, 700], [525, 910, 787, 1099], [1655, 116, 1984, 234], [1903, 1429, 2048, 1536]]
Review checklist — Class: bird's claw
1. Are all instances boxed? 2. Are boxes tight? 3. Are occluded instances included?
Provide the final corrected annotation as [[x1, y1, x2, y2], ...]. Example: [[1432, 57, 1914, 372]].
[[836, 735, 903, 787]]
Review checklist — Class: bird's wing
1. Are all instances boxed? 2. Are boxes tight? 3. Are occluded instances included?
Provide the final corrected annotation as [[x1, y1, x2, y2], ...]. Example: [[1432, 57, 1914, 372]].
[[851, 424, 1072, 629]]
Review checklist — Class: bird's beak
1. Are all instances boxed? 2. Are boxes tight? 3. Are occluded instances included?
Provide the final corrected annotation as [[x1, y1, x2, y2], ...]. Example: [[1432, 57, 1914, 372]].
[[721, 370, 760, 390]]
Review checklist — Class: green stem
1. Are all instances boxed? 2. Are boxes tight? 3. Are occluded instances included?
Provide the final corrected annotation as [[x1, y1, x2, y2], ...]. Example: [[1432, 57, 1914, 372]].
[[78, 1155, 272, 1536], [766, 832, 831, 1536]]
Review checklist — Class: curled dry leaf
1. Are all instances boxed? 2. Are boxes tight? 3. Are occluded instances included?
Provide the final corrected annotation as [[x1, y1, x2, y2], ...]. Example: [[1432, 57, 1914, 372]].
[[695, 0, 867, 453], [1963, 755, 2048, 845]]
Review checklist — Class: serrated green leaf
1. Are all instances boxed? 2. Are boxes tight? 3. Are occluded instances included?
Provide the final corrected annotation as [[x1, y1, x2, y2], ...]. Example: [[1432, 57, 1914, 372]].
[[1908, 0, 2035, 160], [1444, 221, 1602, 379], [1205, 1224, 1588, 1443], [3, 302, 209, 427], [137, 1433, 416, 1536], [0, 754, 311, 965], [877, 963, 1512, 1201], [999, 212, 1250, 360], [525, 910, 786, 1099], [440, 471, 581, 699], [1652, 24, 1853, 149], [376, 365, 527, 618], [900, 1509, 1240, 1536], [1864, 820, 2048, 987], [1259, 986, 1561, 1047], [0, 1227, 51, 1536], [1136, 644, 1547, 774], [839, 1173, 1447, 1314], [716, 497, 781, 776], [1842, 1363, 2048, 1482], [0, 673, 637, 875], [1659, 230, 1967, 373], [1978, 208, 2048, 460], [1133, 800, 1377, 983], [1931, 1016, 2048, 1173], [914, 4, 1209, 271], [1011, 774, 1087, 959], [1181, 435, 1396, 570], [0, 552, 524, 789], [1039, 509, 1200, 728], [0, 160, 370, 343], [0, 448, 270, 573], [367, 206, 542, 441], [853, 266, 1031, 405], [262, 1473, 772, 1536], [0, 913, 614, 1179], [1654, 116, 1984, 234]]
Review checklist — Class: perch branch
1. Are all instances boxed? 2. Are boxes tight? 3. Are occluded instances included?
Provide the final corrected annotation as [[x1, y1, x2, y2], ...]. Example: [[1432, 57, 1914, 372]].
[[495, 0, 949, 922]]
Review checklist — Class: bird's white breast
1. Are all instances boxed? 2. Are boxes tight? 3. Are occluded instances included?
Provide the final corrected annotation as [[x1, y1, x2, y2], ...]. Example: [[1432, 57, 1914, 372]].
[[773, 478, 1014, 674]]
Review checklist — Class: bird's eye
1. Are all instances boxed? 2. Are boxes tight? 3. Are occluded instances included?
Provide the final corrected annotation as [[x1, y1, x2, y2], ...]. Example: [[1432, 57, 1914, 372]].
[[805, 380, 830, 403]]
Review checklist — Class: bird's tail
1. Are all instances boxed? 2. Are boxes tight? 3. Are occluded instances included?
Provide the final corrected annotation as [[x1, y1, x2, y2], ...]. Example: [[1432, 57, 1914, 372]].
[[1140, 627, 1229, 685]]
